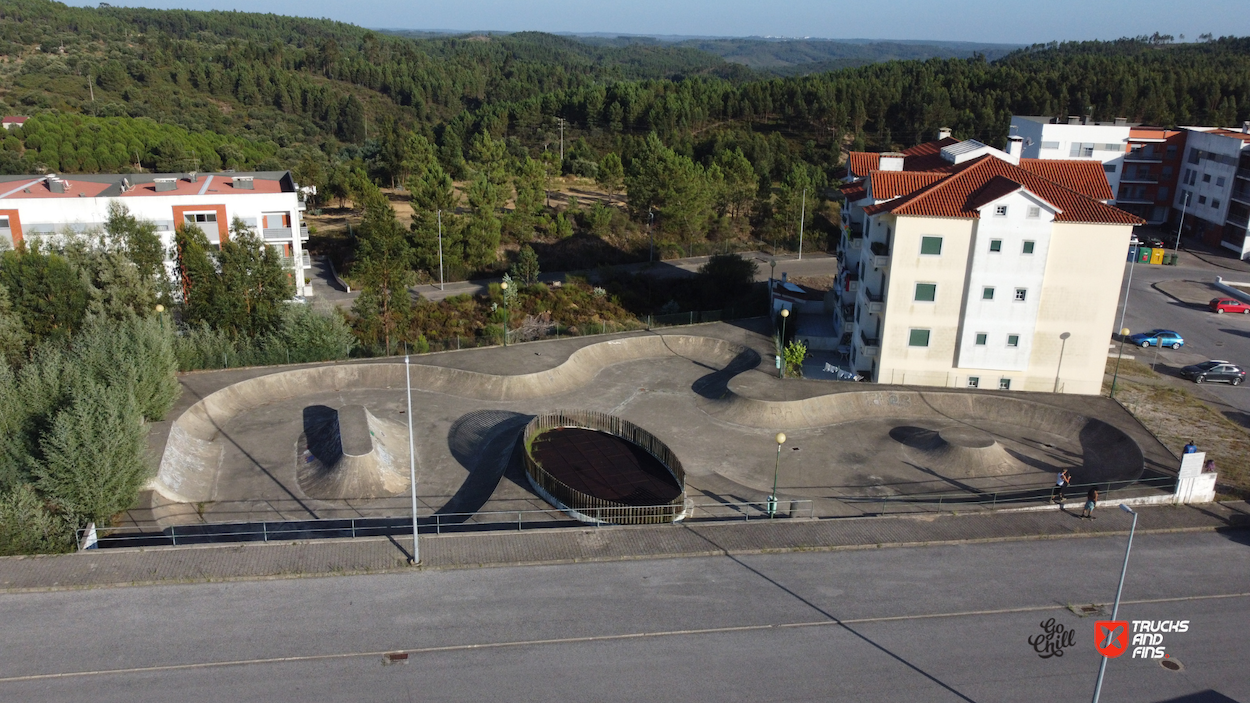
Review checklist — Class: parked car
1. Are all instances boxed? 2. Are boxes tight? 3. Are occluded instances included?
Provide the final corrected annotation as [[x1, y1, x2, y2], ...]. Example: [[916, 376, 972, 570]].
[[1209, 297, 1250, 314], [1179, 360, 1246, 385], [1127, 329, 1184, 349], [1143, 237, 1166, 249]]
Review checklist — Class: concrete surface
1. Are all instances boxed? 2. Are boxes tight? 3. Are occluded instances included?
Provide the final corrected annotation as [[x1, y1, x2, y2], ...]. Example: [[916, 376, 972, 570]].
[[1, 524, 1247, 702], [138, 322, 1177, 530]]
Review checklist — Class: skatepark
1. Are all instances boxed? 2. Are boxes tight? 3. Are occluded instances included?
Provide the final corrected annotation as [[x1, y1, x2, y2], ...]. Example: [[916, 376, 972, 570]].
[[129, 320, 1179, 533]]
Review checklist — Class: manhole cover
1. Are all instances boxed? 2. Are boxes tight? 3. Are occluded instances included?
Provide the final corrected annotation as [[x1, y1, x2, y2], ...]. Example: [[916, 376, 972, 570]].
[[1070, 604, 1105, 617], [1160, 659, 1183, 671], [382, 652, 409, 665]]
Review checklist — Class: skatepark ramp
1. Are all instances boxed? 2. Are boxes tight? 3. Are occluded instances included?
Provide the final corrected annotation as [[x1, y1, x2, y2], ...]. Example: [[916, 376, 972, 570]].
[[297, 405, 409, 500]]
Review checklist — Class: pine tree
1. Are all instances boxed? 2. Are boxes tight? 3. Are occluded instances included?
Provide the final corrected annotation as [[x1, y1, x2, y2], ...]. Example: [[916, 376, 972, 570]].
[[351, 182, 414, 355]]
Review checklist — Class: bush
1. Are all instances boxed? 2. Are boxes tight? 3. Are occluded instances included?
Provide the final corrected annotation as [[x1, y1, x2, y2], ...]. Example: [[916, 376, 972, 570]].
[[0, 484, 71, 556]]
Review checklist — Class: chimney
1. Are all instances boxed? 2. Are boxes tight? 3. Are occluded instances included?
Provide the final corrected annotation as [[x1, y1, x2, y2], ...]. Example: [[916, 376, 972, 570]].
[[1068, 116, 1080, 125], [1114, 117, 1127, 126], [938, 127, 951, 140], [1006, 135, 1024, 159], [189, 171, 198, 183], [48, 177, 66, 194], [878, 152, 906, 171]]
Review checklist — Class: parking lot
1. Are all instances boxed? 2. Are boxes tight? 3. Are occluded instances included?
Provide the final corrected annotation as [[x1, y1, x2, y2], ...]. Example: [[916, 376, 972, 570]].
[[1115, 237, 1250, 426]]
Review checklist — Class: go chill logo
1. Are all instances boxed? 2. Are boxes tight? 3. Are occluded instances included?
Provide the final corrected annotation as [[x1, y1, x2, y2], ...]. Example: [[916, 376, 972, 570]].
[[1095, 620, 1188, 659]]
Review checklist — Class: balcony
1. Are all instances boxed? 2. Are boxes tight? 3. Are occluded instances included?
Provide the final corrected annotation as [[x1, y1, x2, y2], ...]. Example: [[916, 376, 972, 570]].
[[263, 227, 293, 240], [282, 252, 313, 270], [1238, 168, 1250, 182], [1228, 215, 1250, 230], [1119, 173, 1160, 184], [869, 240, 891, 268], [1124, 151, 1163, 163], [859, 285, 885, 314], [858, 329, 880, 357]]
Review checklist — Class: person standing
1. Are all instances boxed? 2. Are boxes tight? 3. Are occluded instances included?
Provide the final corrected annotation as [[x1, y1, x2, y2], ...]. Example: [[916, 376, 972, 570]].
[[1080, 487, 1099, 520], [1051, 469, 1071, 504], [1183, 440, 1198, 454]]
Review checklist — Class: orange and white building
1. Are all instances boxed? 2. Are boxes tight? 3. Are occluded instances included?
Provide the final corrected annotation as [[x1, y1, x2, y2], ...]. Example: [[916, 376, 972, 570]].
[[837, 135, 1143, 394], [0, 171, 312, 296]]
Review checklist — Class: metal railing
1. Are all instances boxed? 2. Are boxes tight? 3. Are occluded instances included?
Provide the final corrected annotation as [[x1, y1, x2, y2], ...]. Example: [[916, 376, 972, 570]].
[[262, 227, 293, 240], [78, 501, 818, 549], [841, 477, 1175, 516], [523, 411, 686, 525]]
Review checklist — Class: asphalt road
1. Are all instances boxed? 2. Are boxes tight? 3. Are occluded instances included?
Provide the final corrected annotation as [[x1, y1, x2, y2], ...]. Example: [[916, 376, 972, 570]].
[[2, 528, 1247, 702], [1114, 252, 1250, 421]]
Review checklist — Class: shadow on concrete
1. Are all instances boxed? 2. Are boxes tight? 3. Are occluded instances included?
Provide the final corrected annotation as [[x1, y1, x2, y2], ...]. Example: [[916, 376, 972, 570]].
[[440, 410, 535, 519], [1217, 327, 1250, 340], [1151, 690, 1244, 703], [690, 345, 763, 400], [303, 405, 343, 466], [1077, 419, 1146, 484]]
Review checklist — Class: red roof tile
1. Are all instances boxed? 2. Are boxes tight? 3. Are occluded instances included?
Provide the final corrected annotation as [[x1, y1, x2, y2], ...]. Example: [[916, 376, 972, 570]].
[[1018, 159, 1114, 200], [845, 137, 961, 178], [840, 182, 868, 202], [4, 178, 113, 199], [863, 155, 1143, 225], [868, 171, 945, 199]]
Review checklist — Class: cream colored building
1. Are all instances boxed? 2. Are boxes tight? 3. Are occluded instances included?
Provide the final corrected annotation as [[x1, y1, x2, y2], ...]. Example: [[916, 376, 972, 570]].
[[840, 139, 1142, 395]]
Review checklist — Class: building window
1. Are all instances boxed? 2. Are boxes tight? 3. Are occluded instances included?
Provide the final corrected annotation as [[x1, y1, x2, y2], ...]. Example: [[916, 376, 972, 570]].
[[1014, 288, 1027, 302], [1103, 164, 1117, 173], [1213, 199, 1221, 209], [1188, 149, 1200, 165], [908, 329, 931, 347], [999, 378, 1012, 390], [1216, 177, 1226, 187], [1040, 141, 1059, 150], [1007, 334, 1020, 347], [982, 286, 995, 300], [0, 217, 8, 228], [1199, 195, 1208, 205], [975, 333, 988, 345], [994, 205, 1008, 217], [914, 283, 936, 302], [1162, 166, 1173, 178], [967, 377, 980, 388], [1027, 206, 1040, 219], [1202, 173, 1211, 183], [1166, 145, 1177, 159], [185, 213, 217, 223], [1157, 186, 1169, 201], [989, 239, 1002, 253], [920, 236, 943, 255], [1022, 241, 1035, 254]]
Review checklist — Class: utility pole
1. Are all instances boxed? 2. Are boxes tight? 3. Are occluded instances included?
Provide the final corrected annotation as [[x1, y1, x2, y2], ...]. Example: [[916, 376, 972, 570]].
[[1174, 191, 1189, 251], [437, 210, 444, 291], [798, 188, 807, 261], [556, 117, 565, 164], [405, 355, 419, 565]]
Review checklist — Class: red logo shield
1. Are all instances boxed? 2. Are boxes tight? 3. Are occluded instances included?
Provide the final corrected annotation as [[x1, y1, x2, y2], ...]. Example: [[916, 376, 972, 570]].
[[1095, 621, 1129, 657]]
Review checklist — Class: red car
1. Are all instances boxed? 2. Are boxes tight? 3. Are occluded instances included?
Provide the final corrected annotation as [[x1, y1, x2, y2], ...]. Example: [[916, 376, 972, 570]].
[[1210, 297, 1250, 314]]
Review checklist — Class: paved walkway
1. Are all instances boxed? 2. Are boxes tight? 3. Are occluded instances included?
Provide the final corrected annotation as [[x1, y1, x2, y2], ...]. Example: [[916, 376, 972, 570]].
[[1, 501, 1246, 592]]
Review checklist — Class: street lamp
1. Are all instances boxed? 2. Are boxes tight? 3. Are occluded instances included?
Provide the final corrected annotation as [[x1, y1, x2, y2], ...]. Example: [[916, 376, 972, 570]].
[[154, 304, 164, 331], [499, 280, 509, 348], [1174, 192, 1190, 251], [1110, 327, 1129, 399], [405, 354, 420, 565], [437, 209, 444, 291], [1091, 504, 1138, 703], [768, 432, 786, 518], [778, 308, 790, 378], [648, 209, 654, 264], [1054, 332, 1070, 393], [797, 188, 806, 261], [1110, 236, 1140, 399]]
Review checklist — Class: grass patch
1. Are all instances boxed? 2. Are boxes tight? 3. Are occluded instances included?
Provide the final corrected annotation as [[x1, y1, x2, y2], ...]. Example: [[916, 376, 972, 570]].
[[1104, 358, 1250, 497]]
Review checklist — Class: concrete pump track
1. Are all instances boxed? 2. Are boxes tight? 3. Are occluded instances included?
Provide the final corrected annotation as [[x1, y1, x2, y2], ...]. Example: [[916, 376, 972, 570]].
[[140, 327, 1174, 537]]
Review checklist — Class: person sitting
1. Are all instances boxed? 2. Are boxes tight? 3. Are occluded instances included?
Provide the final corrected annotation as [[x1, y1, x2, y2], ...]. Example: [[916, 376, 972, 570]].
[[1183, 441, 1198, 454]]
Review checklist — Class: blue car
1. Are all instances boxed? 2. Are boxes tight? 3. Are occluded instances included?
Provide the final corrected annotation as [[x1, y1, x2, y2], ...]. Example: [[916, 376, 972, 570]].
[[1128, 329, 1184, 349]]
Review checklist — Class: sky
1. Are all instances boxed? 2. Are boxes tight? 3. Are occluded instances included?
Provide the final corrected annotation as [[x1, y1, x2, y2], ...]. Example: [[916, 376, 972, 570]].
[[66, 0, 1250, 45]]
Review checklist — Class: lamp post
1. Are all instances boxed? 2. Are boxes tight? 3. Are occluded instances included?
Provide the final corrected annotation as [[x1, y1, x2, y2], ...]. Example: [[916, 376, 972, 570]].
[[1174, 192, 1189, 251], [778, 308, 790, 378], [1091, 504, 1139, 703], [797, 188, 806, 261], [1110, 328, 1130, 399], [1110, 237, 1139, 399], [437, 209, 444, 291], [499, 280, 509, 348], [154, 304, 164, 331], [1054, 332, 1070, 393], [648, 209, 654, 264], [405, 355, 420, 565], [768, 432, 786, 518]]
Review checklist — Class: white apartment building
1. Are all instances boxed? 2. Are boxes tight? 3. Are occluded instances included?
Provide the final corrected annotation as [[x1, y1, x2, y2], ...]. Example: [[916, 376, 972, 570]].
[[1010, 115, 1132, 197], [1173, 123, 1250, 258], [838, 138, 1141, 395], [0, 171, 312, 296]]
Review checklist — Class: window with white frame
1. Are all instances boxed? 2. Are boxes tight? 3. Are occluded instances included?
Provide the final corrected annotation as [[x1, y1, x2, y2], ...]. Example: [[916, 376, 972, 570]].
[[982, 286, 995, 300], [975, 333, 987, 345], [1022, 241, 1035, 254], [1007, 334, 1020, 347], [994, 205, 1008, 217], [1026, 206, 1040, 219], [999, 378, 1011, 390], [908, 329, 931, 347], [989, 239, 1002, 252], [914, 283, 936, 302], [1014, 288, 1027, 302], [920, 236, 942, 255], [184, 212, 217, 224], [967, 377, 980, 388]]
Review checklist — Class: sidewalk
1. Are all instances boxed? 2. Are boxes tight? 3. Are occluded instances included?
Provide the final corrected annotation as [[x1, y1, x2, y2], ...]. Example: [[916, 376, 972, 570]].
[[2, 501, 1246, 592]]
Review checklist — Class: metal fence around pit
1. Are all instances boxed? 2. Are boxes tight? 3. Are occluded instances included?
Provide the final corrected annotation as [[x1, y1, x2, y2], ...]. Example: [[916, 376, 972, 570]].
[[522, 410, 687, 525]]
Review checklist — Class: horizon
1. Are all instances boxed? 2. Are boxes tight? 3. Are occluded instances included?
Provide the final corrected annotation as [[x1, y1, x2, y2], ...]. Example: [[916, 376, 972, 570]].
[[61, 0, 1250, 45]]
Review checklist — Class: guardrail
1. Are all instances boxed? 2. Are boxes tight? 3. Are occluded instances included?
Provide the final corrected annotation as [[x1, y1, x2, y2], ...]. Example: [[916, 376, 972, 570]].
[[523, 411, 686, 525], [840, 477, 1175, 515], [78, 501, 818, 549]]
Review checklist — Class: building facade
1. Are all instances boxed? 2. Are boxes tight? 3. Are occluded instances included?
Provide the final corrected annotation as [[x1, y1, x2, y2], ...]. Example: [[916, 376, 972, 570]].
[[1173, 124, 1250, 258], [838, 137, 1141, 395], [1010, 115, 1132, 196], [0, 171, 312, 296]]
